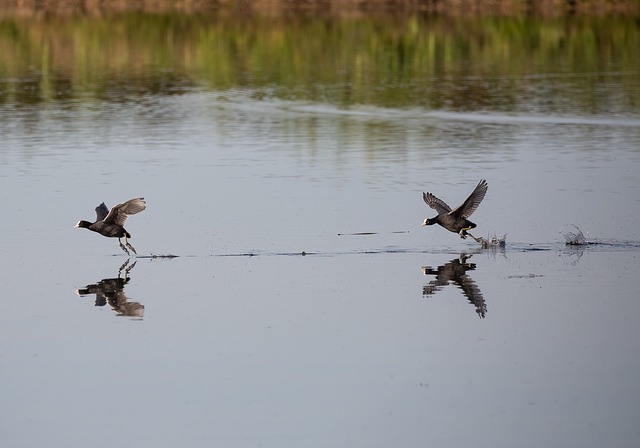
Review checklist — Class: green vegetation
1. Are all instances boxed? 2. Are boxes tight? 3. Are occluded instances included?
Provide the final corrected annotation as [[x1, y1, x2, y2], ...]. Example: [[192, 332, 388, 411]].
[[0, 13, 638, 112]]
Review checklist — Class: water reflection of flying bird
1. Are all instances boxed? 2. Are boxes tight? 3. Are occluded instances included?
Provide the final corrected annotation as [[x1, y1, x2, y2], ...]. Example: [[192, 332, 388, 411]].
[[422, 255, 487, 318], [75, 198, 146, 255], [75, 260, 144, 318], [422, 180, 488, 240]]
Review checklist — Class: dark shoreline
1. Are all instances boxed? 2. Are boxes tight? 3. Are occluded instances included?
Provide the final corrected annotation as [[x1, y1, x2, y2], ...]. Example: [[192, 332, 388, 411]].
[[1, 0, 638, 18]]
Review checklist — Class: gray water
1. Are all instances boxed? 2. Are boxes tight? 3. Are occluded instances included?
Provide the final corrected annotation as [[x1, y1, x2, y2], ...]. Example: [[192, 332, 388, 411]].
[[2, 19, 640, 448]]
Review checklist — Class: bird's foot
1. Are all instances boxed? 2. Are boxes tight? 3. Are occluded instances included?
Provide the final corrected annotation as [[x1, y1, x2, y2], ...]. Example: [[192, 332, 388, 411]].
[[119, 241, 131, 256], [126, 242, 138, 255], [118, 259, 131, 274], [465, 232, 485, 245]]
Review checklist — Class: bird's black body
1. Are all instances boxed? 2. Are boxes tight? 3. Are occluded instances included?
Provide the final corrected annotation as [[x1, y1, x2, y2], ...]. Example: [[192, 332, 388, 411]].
[[75, 220, 130, 239], [75, 198, 146, 255], [422, 180, 488, 240]]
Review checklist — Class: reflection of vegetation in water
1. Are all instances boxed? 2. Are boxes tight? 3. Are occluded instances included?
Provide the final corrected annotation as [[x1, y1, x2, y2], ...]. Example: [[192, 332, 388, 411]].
[[0, 13, 638, 110], [1, 0, 638, 16]]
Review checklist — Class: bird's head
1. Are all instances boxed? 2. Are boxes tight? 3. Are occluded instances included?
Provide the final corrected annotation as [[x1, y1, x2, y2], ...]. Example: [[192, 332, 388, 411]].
[[422, 218, 435, 226], [75, 220, 91, 229]]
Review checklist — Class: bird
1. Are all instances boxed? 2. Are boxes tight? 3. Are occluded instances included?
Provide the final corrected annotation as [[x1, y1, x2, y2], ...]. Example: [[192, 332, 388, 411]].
[[422, 255, 487, 318], [422, 180, 488, 241], [75, 198, 146, 255], [75, 259, 144, 318]]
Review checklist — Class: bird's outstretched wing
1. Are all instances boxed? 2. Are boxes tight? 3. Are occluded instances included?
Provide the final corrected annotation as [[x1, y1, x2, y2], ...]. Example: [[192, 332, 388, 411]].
[[452, 180, 488, 219], [95, 202, 109, 222], [423, 192, 452, 215], [457, 275, 486, 318], [103, 198, 146, 226]]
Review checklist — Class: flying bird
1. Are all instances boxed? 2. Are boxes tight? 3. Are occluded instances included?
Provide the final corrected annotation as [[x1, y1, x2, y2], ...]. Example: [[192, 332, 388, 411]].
[[422, 180, 487, 240], [75, 198, 146, 255]]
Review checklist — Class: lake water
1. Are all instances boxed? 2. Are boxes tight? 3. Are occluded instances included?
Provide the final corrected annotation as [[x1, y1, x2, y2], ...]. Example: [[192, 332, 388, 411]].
[[1, 10, 639, 448]]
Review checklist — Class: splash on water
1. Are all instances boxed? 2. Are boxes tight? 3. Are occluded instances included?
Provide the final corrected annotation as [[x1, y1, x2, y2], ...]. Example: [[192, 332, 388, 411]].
[[562, 225, 594, 245], [471, 233, 507, 248]]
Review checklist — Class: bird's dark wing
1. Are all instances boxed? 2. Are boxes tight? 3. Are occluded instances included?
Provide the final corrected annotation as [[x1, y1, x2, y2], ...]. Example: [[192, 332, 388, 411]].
[[452, 179, 488, 219], [423, 192, 452, 215], [103, 198, 146, 226], [456, 275, 486, 318], [95, 202, 109, 222]]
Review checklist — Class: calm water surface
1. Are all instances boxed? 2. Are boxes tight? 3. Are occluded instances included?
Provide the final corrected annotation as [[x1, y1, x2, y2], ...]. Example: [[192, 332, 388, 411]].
[[1, 12, 639, 448]]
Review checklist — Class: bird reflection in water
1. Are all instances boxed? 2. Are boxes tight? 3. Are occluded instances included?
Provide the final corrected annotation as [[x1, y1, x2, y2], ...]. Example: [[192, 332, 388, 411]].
[[75, 259, 144, 319], [422, 254, 487, 318]]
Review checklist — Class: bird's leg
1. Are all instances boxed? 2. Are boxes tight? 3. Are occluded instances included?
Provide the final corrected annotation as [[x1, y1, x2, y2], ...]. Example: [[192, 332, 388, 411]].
[[124, 235, 137, 255], [118, 237, 131, 256], [125, 260, 137, 276], [465, 232, 486, 246], [118, 259, 130, 276], [119, 260, 137, 280], [458, 227, 471, 239]]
